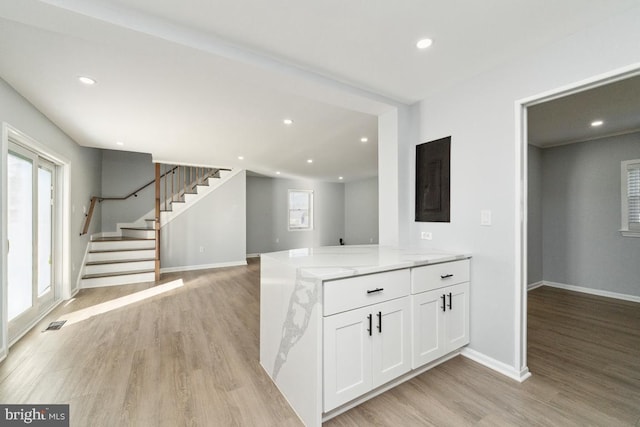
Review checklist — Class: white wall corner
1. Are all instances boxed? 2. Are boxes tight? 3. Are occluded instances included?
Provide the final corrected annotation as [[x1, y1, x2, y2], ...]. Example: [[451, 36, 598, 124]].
[[378, 108, 400, 245], [461, 347, 532, 383]]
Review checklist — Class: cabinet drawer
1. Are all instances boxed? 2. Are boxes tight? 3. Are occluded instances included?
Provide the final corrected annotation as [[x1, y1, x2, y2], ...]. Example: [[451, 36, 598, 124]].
[[324, 269, 410, 316], [411, 259, 469, 294]]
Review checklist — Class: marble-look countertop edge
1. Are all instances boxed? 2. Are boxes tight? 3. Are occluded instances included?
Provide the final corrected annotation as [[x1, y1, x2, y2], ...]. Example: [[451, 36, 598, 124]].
[[308, 254, 472, 281], [260, 247, 471, 282]]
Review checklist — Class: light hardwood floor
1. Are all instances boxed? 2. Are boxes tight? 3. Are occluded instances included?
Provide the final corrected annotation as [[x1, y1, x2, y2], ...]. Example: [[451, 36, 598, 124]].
[[1, 260, 639, 426]]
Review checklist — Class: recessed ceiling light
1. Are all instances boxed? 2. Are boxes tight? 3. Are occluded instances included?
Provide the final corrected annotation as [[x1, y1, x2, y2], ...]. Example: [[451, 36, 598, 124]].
[[307, 159, 313, 164], [116, 141, 124, 146], [416, 38, 433, 49], [283, 119, 293, 125], [339, 176, 344, 180], [591, 120, 604, 127], [360, 137, 368, 143], [238, 156, 244, 160], [276, 171, 281, 175], [78, 76, 96, 85]]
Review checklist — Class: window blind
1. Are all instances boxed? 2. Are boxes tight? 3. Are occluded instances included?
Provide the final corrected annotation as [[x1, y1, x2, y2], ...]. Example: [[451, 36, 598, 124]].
[[628, 165, 640, 229]]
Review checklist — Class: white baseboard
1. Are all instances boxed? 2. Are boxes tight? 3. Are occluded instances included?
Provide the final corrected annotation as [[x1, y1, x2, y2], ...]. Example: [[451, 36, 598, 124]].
[[246, 253, 261, 258], [542, 280, 640, 303], [527, 281, 544, 291], [8, 298, 66, 348], [461, 347, 531, 382], [74, 241, 91, 296], [160, 260, 248, 273]]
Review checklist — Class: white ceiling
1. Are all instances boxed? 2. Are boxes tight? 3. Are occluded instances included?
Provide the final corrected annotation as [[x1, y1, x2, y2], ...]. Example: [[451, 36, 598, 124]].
[[529, 74, 640, 147], [1, 0, 638, 181]]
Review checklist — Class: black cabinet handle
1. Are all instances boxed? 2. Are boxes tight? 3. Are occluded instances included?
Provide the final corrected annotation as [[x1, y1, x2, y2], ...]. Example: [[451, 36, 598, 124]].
[[367, 288, 384, 294], [441, 274, 453, 279], [367, 314, 372, 336], [441, 294, 446, 312], [448, 292, 453, 310], [377, 311, 382, 333]]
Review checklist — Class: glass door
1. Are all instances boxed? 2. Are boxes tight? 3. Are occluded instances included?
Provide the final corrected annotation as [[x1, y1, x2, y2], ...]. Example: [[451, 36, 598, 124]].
[[7, 142, 56, 341]]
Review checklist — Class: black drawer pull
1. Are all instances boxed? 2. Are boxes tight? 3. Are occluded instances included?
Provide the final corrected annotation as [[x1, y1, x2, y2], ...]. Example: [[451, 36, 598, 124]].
[[441, 294, 447, 312], [448, 292, 453, 310], [377, 311, 382, 333], [440, 274, 454, 279], [367, 314, 372, 336], [367, 288, 384, 294]]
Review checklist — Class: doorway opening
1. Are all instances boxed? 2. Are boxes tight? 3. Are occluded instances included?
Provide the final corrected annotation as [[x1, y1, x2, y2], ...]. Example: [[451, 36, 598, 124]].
[[2, 125, 71, 353], [516, 64, 640, 375]]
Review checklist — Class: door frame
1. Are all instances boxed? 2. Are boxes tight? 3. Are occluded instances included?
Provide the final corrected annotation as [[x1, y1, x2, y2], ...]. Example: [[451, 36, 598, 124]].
[[514, 64, 640, 376], [1, 123, 72, 359]]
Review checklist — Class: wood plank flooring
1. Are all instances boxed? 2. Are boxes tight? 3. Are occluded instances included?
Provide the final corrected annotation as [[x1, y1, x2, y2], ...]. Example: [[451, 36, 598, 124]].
[[1, 261, 639, 426]]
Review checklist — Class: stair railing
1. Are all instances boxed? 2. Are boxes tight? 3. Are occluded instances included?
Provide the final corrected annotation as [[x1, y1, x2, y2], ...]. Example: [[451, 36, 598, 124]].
[[82, 161, 230, 282], [157, 164, 229, 212]]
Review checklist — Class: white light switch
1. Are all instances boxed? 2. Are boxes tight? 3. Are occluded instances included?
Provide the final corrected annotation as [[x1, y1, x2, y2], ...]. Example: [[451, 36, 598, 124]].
[[481, 210, 492, 226]]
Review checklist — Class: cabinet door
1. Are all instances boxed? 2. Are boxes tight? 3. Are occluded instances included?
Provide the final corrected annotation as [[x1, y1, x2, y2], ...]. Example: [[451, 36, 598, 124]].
[[412, 289, 446, 369], [372, 297, 411, 388], [443, 283, 469, 352], [324, 305, 373, 412]]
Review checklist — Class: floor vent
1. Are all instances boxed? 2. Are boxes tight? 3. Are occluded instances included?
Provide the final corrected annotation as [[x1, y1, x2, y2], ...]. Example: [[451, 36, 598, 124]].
[[43, 320, 66, 331]]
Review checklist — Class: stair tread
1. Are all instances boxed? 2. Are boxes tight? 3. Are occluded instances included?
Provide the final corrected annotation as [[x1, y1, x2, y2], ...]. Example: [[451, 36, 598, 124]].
[[82, 269, 155, 280], [121, 227, 155, 231], [86, 258, 155, 266], [92, 236, 154, 242], [89, 248, 154, 254]]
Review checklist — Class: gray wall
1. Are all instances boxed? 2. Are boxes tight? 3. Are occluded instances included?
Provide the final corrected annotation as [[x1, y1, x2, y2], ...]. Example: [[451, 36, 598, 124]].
[[344, 177, 379, 245], [542, 133, 640, 297], [161, 170, 246, 269], [0, 77, 102, 300], [101, 150, 154, 232], [401, 5, 640, 369], [246, 176, 345, 254], [527, 145, 543, 285]]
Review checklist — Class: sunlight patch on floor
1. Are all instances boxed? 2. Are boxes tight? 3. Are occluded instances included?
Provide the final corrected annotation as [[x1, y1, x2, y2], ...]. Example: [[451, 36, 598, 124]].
[[58, 279, 184, 327]]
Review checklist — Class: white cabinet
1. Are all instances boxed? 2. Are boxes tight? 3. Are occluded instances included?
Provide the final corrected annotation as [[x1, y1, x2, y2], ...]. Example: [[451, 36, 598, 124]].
[[324, 296, 411, 412], [412, 283, 469, 368], [411, 262, 470, 369]]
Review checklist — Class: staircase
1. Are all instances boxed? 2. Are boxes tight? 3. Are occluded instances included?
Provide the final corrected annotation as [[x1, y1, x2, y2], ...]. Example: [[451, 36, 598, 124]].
[[80, 164, 230, 288]]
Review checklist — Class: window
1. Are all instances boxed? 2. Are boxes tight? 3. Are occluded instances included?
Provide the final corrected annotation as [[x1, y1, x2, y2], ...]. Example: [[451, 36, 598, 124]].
[[288, 190, 313, 231], [621, 159, 640, 237]]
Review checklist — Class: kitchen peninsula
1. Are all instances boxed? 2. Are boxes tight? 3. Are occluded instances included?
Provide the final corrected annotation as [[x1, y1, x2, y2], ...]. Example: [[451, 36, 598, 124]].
[[260, 245, 471, 426]]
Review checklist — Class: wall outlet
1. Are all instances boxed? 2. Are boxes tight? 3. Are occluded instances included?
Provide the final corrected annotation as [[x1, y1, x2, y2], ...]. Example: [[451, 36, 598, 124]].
[[199, 246, 205, 253], [369, 238, 374, 243], [420, 231, 432, 240], [275, 238, 279, 243]]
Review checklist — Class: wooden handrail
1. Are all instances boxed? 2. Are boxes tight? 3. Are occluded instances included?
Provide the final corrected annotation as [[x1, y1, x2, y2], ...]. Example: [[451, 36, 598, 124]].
[[80, 196, 99, 236], [80, 163, 231, 236], [99, 166, 179, 202]]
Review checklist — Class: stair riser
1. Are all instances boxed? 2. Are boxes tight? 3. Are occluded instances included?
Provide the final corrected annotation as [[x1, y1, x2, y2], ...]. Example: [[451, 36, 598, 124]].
[[81, 272, 156, 288], [90, 240, 155, 251], [87, 249, 156, 262], [85, 260, 155, 275], [121, 229, 155, 239]]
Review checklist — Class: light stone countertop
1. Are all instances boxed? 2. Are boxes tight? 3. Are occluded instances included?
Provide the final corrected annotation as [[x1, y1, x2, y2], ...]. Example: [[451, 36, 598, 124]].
[[260, 245, 471, 281]]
